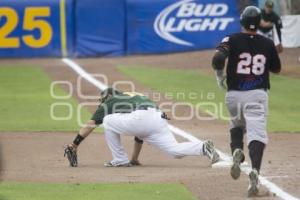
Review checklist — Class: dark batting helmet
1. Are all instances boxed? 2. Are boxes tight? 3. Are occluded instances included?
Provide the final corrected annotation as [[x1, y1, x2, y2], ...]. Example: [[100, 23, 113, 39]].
[[100, 87, 123, 103], [240, 6, 261, 31]]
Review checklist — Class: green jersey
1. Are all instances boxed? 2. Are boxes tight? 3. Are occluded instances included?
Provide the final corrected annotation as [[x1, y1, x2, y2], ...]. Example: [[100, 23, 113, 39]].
[[91, 92, 157, 125]]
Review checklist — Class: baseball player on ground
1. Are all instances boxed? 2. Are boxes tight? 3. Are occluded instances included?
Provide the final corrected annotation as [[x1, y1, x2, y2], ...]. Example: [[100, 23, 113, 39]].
[[212, 6, 281, 197], [64, 88, 220, 167], [258, 0, 283, 53]]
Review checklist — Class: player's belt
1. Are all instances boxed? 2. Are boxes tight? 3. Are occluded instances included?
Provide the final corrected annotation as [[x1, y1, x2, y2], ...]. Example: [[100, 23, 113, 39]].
[[115, 105, 157, 114], [228, 88, 268, 92], [136, 105, 157, 110], [119, 106, 170, 120], [136, 105, 170, 120]]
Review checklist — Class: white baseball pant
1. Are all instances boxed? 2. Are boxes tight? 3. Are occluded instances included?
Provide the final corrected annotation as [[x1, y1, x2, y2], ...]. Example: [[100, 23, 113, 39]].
[[103, 108, 204, 165]]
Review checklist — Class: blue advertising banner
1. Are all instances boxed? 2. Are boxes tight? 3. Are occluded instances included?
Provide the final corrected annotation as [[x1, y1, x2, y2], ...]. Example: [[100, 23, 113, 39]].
[[126, 0, 242, 54], [75, 0, 126, 57], [0, 0, 74, 57], [0, 0, 257, 57]]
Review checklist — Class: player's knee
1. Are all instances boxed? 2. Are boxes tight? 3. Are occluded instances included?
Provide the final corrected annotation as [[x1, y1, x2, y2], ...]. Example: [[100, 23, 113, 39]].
[[165, 148, 184, 159]]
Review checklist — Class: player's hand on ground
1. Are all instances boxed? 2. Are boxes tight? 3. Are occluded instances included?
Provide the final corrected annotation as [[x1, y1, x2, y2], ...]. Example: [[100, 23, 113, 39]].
[[130, 159, 142, 166], [64, 144, 78, 167]]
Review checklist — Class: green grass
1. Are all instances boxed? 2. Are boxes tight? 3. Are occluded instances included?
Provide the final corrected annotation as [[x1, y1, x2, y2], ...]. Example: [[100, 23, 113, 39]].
[[0, 182, 196, 200], [0, 67, 91, 132], [118, 66, 300, 133]]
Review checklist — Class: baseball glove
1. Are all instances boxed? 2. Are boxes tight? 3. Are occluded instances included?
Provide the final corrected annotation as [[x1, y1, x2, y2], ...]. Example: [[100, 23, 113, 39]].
[[64, 145, 78, 167]]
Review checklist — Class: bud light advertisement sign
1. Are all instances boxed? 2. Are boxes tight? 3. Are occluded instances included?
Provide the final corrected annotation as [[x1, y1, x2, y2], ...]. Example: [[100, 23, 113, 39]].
[[126, 0, 241, 54]]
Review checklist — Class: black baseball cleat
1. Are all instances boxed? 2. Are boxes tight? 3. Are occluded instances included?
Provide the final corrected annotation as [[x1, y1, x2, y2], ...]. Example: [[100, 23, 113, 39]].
[[230, 148, 244, 179]]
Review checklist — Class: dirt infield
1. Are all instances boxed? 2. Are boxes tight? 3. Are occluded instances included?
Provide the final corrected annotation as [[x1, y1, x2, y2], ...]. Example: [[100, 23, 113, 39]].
[[1, 49, 300, 199]]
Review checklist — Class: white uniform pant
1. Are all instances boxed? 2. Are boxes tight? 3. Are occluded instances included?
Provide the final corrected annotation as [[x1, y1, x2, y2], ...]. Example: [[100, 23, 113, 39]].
[[225, 89, 269, 145], [103, 108, 204, 165]]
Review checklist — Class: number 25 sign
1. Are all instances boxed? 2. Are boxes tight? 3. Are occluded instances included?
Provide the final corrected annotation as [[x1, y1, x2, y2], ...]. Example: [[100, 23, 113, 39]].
[[0, 7, 53, 48]]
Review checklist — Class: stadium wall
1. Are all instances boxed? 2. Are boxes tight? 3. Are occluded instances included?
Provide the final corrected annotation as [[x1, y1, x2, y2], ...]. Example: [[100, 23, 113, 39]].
[[0, 0, 260, 57]]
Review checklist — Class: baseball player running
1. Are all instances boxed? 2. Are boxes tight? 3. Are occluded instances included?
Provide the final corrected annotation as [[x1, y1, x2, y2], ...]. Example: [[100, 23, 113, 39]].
[[64, 88, 220, 167], [212, 6, 281, 197]]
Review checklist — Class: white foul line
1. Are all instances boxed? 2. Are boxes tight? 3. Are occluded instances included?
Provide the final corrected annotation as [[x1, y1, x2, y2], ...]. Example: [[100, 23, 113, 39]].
[[62, 58, 299, 200], [62, 58, 108, 91]]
